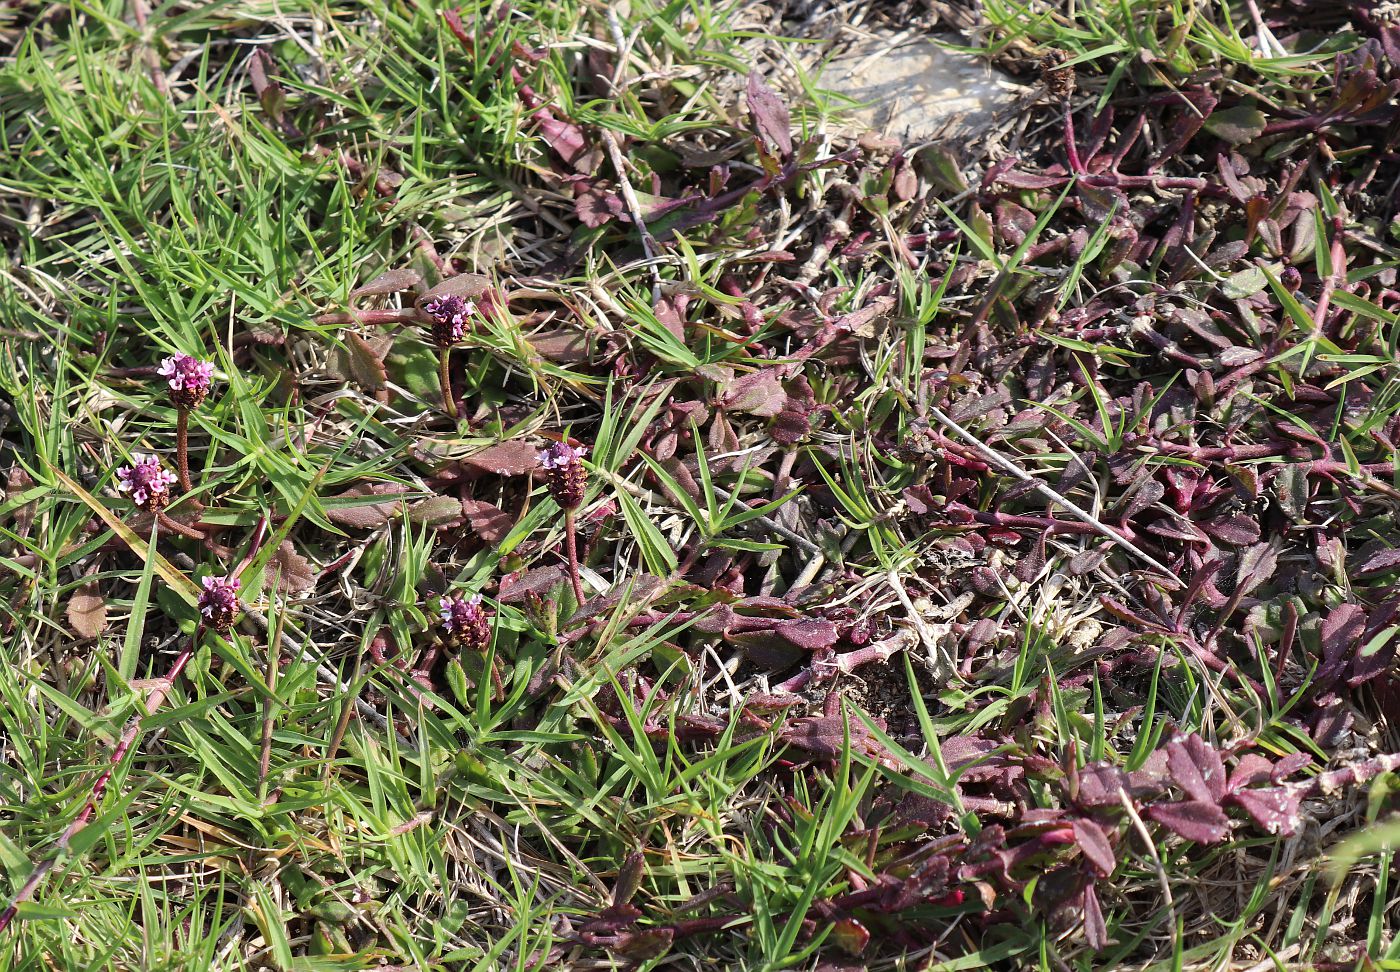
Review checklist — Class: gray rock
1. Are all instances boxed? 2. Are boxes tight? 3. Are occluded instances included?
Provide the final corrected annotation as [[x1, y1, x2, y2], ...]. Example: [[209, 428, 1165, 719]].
[[821, 34, 1030, 138]]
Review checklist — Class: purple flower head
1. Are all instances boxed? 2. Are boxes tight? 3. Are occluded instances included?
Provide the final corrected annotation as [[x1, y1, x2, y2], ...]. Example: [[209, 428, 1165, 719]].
[[421, 294, 476, 348], [115, 455, 178, 511], [157, 354, 216, 410], [539, 441, 588, 509], [199, 576, 241, 632], [439, 592, 493, 651]]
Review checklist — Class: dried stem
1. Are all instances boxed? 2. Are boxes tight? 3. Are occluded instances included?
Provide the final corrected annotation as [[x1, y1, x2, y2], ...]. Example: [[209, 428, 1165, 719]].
[[175, 407, 193, 494], [0, 627, 206, 934], [257, 602, 285, 803], [602, 8, 664, 306], [926, 406, 1178, 581], [564, 508, 585, 606]]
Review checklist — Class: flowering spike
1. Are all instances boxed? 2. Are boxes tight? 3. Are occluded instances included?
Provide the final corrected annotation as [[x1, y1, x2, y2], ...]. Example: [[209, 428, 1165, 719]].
[[198, 576, 241, 633], [539, 441, 588, 510], [157, 354, 216, 410], [115, 455, 178, 511], [421, 294, 475, 348], [439, 593, 493, 651]]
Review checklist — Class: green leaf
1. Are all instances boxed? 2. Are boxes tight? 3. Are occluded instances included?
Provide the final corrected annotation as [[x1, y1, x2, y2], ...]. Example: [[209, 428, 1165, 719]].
[[1203, 105, 1267, 144]]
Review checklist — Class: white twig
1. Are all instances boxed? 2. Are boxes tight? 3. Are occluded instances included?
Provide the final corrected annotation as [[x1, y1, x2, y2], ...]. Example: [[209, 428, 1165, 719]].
[[603, 8, 663, 305], [926, 406, 1178, 580], [1118, 790, 1178, 934]]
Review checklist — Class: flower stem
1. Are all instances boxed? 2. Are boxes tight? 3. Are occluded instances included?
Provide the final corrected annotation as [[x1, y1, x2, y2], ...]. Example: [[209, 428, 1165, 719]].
[[0, 627, 205, 935], [156, 510, 207, 542], [564, 508, 584, 606], [438, 349, 457, 419], [175, 407, 193, 494]]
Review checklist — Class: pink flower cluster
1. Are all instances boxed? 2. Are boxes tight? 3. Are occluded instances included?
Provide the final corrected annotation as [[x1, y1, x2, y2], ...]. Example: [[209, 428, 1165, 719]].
[[157, 354, 216, 409], [115, 455, 178, 510], [198, 576, 241, 632], [539, 442, 588, 509], [439, 592, 492, 651], [421, 294, 476, 348]]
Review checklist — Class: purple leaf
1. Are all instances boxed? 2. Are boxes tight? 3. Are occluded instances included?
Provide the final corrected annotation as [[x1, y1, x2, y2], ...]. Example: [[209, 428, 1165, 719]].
[[1226, 753, 1274, 793], [1146, 800, 1230, 843], [1072, 818, 1117, 878], [535, 113, 594, 173], [325, 484, 413, 529], [575, 187, 623, 227], [1166, 735, 1226, 804], [746, 72, 792, 159], [497, 566, 565, 602], [1236, 543, 1279, 597], [1319, 602, 1366, 679], [461, 441, 541, 476], [1201, 514, 1261, 546], [1082, 882, 1108, 951], [461, 500, 513, 543], [776, 619, 840, 651], [720, 369, 788, 417], [1203, 105, 1268, 145], [1076, 763, 1130, 807], [780, 709, 898, 768], [350, 268, 423, 299], [1228, 787, 1302, 836], [1270, 752, 1312, 783], [1358, 546, 1400, 575]]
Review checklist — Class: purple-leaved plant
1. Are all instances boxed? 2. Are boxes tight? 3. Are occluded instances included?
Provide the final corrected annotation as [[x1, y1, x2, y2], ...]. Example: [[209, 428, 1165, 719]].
[[198, 576, 241, 633], [540, 441, 588, 604], [440, 592, 493, 652], [422, 294, 476, 419], [157, 354, 215, 493]]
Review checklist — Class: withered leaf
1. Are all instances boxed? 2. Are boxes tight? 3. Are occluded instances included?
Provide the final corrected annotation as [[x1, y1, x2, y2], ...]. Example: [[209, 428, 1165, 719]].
[[461, 441, 540, 477], [350, 268, 423, 300], [409, 495, 465, 528], [461, 500, 513, 543], [269, 541, 316, 594], [67, 584, 108, 639], [745, 71, 792, 159], [325, 483, 413, 530]]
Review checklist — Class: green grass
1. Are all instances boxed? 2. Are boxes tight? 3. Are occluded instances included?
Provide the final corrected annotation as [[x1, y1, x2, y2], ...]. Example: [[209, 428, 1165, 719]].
[[1, 0, 1398, 969]]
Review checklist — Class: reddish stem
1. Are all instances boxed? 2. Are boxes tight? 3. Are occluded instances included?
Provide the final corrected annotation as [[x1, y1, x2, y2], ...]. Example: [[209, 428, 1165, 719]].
[[0, 628, 205, 934], [312, 309, 417, 326], [564, 509, 584, 606], [175, 408, 193, 494], [1312, 215, 1347, 333], [156, 511, 207, 542], [438, 349, 457, 418], [1063, 100, 1085, 175]]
